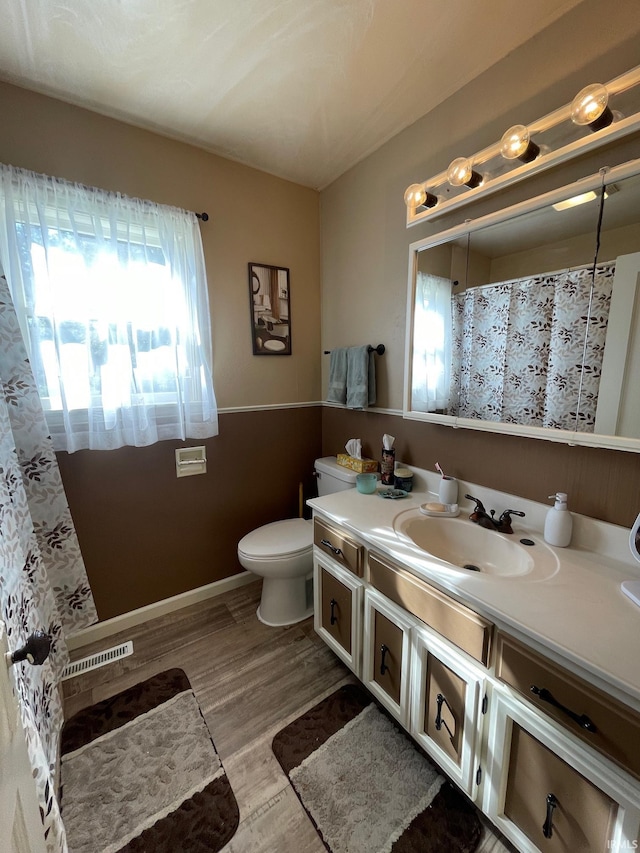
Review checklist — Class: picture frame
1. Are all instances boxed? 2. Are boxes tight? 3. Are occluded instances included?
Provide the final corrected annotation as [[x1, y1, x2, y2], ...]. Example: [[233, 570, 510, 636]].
[[248, 262, 291, 355]]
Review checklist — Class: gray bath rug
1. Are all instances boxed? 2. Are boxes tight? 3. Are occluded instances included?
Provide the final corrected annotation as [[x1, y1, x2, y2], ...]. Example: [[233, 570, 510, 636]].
[[60, 668, 239, 853], [272, 683, 481, 853]]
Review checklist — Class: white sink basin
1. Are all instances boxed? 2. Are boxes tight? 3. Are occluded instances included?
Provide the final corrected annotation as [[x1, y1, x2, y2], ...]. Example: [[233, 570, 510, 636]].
[[393, 510, 558, 580]]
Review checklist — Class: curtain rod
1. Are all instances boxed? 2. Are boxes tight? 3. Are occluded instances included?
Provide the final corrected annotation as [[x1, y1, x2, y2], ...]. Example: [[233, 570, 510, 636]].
[[195, 212, 209, 221], [454, 258, 615, 291]]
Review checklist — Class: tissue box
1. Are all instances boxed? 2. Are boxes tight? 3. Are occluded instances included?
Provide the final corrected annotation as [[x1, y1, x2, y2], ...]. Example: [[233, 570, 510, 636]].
[[337, 453, 378, 474]]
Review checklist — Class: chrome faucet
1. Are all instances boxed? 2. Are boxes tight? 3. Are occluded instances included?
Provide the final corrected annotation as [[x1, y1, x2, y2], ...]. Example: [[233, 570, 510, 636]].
[[465, 494, 525, 534]]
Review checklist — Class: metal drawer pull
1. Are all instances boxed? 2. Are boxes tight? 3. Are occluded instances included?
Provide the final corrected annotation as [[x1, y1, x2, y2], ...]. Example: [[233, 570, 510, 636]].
[[435, 692, 455, 741], [380, 644, 390, 676], [320, 538, 343, 557], [542, 793, 558, 839], [530, 685, 598, 732], [329, 598, 338, 625]]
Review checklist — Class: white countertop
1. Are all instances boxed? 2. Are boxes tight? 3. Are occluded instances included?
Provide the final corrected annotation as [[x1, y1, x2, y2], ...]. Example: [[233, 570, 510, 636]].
[[308, 470, 640, 712]]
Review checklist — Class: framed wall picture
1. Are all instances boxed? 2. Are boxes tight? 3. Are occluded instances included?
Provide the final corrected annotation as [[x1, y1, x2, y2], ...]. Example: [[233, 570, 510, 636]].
[[248, 262, 291, 355]]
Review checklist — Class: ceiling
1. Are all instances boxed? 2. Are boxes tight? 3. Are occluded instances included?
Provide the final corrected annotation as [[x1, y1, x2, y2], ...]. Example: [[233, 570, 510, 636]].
[[0, 0, 586, 189]]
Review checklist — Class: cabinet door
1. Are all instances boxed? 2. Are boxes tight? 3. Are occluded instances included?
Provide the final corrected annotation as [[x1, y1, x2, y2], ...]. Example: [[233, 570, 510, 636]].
[[485, 688, 640, 853], [314, 560, 362, 676], [410, 625, 484, 795], [363, 589, 414, 727], [504, 723, 616, 853]]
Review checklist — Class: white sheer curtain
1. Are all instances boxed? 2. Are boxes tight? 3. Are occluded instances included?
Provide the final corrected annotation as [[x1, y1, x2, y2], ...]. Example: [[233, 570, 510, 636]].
[[411, 271, 452, 412], [0, 164, 218, 452]]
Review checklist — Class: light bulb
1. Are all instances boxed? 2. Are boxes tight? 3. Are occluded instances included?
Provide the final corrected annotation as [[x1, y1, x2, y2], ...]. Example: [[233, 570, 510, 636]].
[[500, 125, 540, 163], [404, 184, 427, 208], [447, 157, 482, 189], [404, 184, 438, 209], [571, 83, 613, 131]]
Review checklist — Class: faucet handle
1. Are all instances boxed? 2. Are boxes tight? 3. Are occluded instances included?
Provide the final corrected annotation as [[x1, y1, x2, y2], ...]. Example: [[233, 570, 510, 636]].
[[465, 494, 486, 514], [500, 509, 526, 520], [497, 509, 526, 533]]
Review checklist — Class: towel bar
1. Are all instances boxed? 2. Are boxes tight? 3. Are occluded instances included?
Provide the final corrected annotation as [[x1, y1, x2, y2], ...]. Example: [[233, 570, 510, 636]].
[[324, 344, 385, 355]]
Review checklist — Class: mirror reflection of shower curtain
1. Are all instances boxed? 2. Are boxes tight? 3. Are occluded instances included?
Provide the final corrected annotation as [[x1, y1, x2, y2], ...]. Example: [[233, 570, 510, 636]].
[[0, 271, 97, 853], [448, 262, 615, 431]]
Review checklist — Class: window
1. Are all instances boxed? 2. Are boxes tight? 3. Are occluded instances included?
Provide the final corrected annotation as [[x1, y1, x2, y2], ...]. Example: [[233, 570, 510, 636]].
[[0, 164, 218, 452], [411, 272, 452, 413]]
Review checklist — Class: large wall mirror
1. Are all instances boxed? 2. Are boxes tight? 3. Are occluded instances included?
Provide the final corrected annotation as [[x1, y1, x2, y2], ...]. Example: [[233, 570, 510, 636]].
[[404, 157, 640, 452]]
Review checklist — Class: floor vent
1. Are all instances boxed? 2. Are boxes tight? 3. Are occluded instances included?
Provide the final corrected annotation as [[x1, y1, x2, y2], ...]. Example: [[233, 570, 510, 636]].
[[62, 641, 133, 680]]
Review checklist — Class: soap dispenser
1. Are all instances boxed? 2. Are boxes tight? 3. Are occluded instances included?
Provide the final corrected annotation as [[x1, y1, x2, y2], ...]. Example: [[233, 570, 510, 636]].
[[544, 492, 573, 547]]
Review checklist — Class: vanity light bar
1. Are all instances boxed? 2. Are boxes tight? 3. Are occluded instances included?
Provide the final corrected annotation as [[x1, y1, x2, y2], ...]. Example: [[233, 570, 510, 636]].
[[405, 64, 640, 228]]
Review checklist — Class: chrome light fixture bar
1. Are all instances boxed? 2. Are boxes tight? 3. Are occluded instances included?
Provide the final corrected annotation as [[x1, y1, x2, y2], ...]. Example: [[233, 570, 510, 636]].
[[405, 65, 640, 228]]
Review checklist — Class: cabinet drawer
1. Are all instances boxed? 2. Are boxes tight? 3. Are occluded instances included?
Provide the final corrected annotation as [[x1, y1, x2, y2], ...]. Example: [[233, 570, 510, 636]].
[[368, 552, 493, 665], [505, 723, 617, 852], [496, 632, 640, 779], [314, 518, 363, 576]]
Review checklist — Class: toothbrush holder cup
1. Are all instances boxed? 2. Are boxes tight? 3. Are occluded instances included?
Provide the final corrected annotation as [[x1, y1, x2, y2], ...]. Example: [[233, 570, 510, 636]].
[[438, 476, 458, 505]]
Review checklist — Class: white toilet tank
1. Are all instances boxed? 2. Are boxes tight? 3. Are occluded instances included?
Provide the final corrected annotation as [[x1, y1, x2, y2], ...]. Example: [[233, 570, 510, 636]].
[[314, 456, 358, 495]]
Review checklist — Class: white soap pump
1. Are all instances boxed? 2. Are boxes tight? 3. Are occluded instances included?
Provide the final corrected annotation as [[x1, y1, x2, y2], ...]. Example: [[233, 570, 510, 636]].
[[544, 492, 573, 547]]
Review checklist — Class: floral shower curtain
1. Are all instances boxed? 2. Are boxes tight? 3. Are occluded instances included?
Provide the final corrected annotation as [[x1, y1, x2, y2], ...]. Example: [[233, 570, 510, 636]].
[[0, 273, 97, 853], [448, 262, 616, 431]]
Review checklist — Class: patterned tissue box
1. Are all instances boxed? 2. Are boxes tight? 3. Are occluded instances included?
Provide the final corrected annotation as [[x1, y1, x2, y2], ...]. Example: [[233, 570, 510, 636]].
[[337, 453, 378, 473]]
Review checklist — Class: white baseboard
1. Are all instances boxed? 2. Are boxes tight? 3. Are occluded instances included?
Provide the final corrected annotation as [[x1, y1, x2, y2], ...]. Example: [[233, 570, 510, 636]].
[[66, 571, 256, 651]]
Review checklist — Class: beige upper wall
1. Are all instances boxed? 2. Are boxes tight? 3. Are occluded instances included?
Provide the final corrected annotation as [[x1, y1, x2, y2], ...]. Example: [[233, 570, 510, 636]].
[[320, 0, 640, 412], [0, 81, 321, 409]]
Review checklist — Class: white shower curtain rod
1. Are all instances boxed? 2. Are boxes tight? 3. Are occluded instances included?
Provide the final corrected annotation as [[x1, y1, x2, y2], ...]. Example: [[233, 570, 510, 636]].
[[470, 257, 615, 291]]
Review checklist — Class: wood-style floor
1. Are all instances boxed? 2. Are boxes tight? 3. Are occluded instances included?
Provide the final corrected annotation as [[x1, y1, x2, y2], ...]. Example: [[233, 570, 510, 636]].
[[62, 580, 515, 853]]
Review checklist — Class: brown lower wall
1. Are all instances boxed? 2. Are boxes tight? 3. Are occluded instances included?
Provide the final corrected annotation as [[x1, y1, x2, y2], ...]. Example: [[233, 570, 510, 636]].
[[61, 403, 640, 621], [322, 408, 640, 528], [57, 406, 322, 620]]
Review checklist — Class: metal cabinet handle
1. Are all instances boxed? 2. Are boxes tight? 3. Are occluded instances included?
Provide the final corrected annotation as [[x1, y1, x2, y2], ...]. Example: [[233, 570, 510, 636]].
[[380, 644, 390, 676], [530, 685, 597, 732], [6, 631, 52, 667], [542, 793, 558, 839], [329, 598, 338, 625], [320, 538, 343, 558], [435, 692, 455, 741]]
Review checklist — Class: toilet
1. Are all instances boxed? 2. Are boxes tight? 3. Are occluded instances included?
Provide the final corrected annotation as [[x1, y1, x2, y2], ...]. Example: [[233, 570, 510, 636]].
[[237, 457, 357, 626]]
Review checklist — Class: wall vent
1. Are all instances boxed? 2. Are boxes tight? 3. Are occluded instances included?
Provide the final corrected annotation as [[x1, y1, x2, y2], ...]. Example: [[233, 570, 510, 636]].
[[61, 641, 133, 680]]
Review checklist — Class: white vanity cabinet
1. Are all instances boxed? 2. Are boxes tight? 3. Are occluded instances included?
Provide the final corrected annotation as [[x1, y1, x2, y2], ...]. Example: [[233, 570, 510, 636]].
[[311, 510, 640, 853]]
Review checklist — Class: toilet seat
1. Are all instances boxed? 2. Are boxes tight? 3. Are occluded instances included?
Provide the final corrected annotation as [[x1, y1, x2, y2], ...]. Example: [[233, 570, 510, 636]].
[[238, 518, 312, 561]]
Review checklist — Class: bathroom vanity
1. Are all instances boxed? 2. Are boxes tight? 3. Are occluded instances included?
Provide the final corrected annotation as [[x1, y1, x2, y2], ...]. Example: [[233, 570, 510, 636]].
[[308, 470, 640, 853]]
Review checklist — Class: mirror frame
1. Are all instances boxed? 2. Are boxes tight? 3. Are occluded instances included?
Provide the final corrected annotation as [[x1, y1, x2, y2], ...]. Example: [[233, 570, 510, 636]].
[[248, 261, 292, 356], [403, 157, 640, 453]]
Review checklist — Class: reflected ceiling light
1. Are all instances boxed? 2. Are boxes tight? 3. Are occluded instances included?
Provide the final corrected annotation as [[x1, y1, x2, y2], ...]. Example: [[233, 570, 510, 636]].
[[447, 157, 483, 189], [403, 183, 438, 209], [500, 125, 540, 163], [571, 83, 613, 131], [552, 190, 598, 211]]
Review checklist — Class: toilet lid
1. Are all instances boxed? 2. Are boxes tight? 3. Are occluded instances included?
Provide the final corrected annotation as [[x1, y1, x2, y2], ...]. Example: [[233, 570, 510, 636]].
[[238, 518, 313, 559]]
